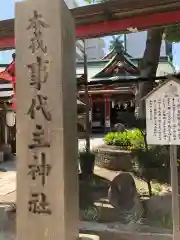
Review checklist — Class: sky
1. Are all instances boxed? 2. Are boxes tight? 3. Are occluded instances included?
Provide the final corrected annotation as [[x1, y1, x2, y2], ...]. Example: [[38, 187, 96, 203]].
[[1, 0, 180, 70], [0, 0, 14, 63]]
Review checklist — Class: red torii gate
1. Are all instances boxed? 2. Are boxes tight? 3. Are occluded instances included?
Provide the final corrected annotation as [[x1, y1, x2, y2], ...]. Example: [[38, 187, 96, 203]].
[[0, 60, 16, 109], [0, 0, 180, 50]]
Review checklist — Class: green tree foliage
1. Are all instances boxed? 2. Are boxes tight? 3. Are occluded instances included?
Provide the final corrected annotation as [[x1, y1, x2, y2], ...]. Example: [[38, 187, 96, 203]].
[[165, 24, 180, 43]]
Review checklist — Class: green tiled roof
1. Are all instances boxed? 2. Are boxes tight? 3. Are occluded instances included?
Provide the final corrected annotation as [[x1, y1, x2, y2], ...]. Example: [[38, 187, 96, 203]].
[[76, 60, 108, 79], [76, 56, 175, 81]]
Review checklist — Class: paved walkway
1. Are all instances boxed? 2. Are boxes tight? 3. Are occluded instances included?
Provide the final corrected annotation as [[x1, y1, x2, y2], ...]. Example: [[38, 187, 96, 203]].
[[0, 161, 16, 203], [0, 136, 105, 239], [78, 135, 104, 151], [0, 136, 105, 202]]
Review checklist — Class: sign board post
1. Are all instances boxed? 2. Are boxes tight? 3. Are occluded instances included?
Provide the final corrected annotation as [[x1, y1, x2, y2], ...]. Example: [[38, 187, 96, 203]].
[[170, 145, 179, 239], [145, 78, 180, 240]]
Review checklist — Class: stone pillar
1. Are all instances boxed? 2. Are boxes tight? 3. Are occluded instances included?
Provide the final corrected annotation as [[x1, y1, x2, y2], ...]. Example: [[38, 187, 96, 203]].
[[15, 0, 78, 240], [105, 95, 111, 132]]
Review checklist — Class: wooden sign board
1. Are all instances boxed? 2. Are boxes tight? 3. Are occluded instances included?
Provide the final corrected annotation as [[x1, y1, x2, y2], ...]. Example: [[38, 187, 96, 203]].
[[145, 79, 180, 145]]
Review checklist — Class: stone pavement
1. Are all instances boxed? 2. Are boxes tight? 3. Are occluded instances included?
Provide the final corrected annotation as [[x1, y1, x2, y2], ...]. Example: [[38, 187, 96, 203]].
[[0, 136, 105, 239], [0, 161, 16, 203], [78, 135, 104, 151], [0, 161, 16, 239], [0, 135, 105, 204]]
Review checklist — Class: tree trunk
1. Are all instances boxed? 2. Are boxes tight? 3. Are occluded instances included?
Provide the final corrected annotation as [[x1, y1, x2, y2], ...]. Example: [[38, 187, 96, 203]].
[[136, 28, 164, 118], [147, 180, 152, 197]]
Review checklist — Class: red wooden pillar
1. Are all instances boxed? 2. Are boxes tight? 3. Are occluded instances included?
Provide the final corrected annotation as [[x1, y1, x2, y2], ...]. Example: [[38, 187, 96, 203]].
[[105, 95, 111, 132]]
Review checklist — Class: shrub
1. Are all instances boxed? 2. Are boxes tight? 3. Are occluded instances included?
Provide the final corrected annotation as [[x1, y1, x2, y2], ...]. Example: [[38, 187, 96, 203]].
[[150, 213, 172, 229], [105, 129, 180, 196], [105, 129, 171, 196], [104, 129, 144, 150], [151, 184, 164, 196], [132, 146, 170, 196]]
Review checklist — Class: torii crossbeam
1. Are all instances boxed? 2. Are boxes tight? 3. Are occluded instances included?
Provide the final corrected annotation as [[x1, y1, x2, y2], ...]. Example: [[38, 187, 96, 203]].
[[0, 0, 180, 50]]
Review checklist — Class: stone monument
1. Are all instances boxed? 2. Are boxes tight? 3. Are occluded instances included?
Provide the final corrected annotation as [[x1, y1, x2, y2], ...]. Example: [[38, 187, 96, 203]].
[[108, 173, 143, 222], [15, 0, 78, 239]]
